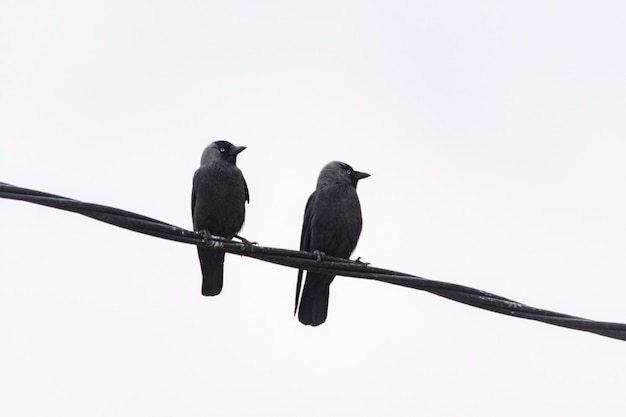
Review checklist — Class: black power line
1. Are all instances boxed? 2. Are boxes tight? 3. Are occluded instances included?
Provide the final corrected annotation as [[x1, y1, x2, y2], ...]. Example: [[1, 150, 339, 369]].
[[2, 181, 625, 341]]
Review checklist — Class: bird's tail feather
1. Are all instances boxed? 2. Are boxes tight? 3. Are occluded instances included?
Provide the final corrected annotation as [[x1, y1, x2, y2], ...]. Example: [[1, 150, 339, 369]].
[[297, 273, 334, 326], [197, 247, 225, 296], [294, 269, 304, 315]]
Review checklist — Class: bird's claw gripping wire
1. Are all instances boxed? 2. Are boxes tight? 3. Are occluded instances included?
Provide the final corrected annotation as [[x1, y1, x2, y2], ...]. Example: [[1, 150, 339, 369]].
[[198, 230, 213, 241], [234, 234, 257, 247], [355, 256, 370, 266], [313, 250, 326, 262], [197, 230, 227, 247]]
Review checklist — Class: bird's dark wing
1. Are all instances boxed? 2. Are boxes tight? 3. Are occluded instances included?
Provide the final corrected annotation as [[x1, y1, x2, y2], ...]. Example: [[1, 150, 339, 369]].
[[243, 175, 250, 203], [191, 185, 197, 218], [294, 191, 317, 315], [299, 192, 317, 252]]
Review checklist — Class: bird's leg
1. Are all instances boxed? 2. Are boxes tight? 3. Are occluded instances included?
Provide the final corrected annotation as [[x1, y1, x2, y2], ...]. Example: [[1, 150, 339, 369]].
[[313, 250, 326, 262], [197, 230, 218, 246], [198, 230, 213, 240], [355, 256, 370, 266], [234, 234, 257, 246]]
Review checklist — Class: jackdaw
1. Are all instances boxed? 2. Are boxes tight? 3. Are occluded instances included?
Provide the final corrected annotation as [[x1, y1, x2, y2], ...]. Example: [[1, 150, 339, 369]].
[[192, 140, 248, 296], [294, 161, 369, 326]]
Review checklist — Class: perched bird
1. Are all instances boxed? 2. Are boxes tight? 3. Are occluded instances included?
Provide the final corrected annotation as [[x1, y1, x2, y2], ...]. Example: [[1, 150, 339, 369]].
[[295, 161, 369, 326], [191, 141, 249, 296]]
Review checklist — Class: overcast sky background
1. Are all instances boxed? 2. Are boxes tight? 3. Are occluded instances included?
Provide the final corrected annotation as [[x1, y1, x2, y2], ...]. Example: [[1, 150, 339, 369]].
[[2, 1, 626, 416]]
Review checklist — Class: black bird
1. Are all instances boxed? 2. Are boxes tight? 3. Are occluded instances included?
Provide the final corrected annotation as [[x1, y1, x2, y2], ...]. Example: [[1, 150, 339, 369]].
[[294, 161, 369, 326], [191, 141, 248, 296]]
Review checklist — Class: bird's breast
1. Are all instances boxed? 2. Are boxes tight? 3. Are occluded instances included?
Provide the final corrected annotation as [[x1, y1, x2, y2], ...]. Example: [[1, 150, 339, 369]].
[[308, 186, 362, 258], [192, 162, 247, 236]]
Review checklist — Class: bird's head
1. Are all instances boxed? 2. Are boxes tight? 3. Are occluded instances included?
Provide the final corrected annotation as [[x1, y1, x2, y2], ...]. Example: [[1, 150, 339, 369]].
[[317, 161, 370, 189], [200, 140, 247, 165]]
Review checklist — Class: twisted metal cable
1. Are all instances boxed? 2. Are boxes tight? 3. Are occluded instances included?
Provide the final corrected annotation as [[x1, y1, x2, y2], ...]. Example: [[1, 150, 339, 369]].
[[1, 181, 625, 341]]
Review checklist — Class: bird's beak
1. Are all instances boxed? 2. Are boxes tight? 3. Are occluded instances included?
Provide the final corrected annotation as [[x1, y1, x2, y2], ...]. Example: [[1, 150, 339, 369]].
[[229, 146, 247, 156], [353, 171, 370, 181]]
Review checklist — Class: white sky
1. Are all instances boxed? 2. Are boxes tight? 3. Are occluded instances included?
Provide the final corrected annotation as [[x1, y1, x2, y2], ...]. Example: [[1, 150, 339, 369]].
[[2, 1, 626, 415]]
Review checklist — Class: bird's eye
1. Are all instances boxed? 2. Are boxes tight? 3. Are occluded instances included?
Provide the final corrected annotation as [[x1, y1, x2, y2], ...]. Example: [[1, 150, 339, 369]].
[[219, 147, 226, 153], [346, 169, 352, 175]]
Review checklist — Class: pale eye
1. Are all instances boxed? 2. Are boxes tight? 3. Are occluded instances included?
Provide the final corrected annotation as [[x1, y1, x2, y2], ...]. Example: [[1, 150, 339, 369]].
[[219, 147, 226, 153], [346, 169, 352, 175]]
